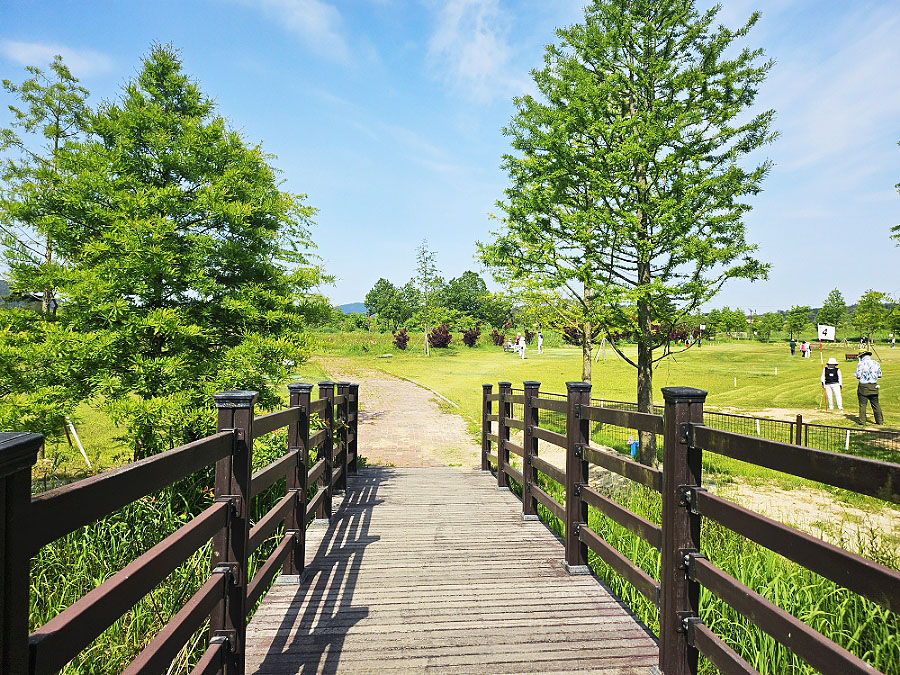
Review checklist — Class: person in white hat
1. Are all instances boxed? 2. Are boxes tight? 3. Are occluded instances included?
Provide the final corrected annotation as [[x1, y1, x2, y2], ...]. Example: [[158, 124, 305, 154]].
[[820, 357, 843, 412]]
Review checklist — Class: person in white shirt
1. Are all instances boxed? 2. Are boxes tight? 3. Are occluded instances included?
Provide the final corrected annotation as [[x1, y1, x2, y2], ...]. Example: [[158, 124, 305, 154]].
[[820, 357, 843, 412], [537, 331, 544, 354], [517, 333, 526, 359]]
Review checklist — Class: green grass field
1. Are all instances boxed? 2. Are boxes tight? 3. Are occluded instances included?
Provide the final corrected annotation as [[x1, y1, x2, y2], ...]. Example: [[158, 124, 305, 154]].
[[319, 335, 899, 432]]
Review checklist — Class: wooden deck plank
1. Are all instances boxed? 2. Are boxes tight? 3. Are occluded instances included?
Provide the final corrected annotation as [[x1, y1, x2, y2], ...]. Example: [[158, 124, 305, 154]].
[[246, 467, 658, 674]]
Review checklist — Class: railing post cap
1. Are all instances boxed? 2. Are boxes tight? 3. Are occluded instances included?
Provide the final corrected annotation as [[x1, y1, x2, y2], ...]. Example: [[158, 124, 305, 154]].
[[213, 390, 259, 408], [287, 382, 314, 394], [566, 381, 591, 392], [318, 381, 335, 388], [336, 381, 351, 387], [498, 381, 512, 388], [661, 386, 707, 403], [0, 432, 43, 477], [348, 382, 359, 390], [523, 380, 541, 388], [482, 383, 493, 390]]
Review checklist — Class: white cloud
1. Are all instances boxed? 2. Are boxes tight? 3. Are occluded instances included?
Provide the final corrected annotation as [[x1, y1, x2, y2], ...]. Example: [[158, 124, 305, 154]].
[[247, 0, 353, 65], [0, 40, 113, 77], [427, 0, 526, 103]]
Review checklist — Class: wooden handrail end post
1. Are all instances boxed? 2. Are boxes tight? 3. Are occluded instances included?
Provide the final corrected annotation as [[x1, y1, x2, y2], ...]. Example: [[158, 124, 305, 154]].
[[497, 382, 512, 489], [564, 382, 591, 574], [1, 432, 43, 674], [481, 384, 493, 473], [285, 382, 313, 578], [211, 389, 258, 672], [660, 386, 706, 675]]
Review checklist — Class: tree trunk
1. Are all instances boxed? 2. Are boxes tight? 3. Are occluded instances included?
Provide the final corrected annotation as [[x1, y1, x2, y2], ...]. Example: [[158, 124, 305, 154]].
[[637, 294, 656, 466], [582, 321, 592, 383]]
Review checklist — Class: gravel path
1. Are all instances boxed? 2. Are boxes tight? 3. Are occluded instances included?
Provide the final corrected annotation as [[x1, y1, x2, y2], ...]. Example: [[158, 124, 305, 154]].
[[317, 357, 482, 469]]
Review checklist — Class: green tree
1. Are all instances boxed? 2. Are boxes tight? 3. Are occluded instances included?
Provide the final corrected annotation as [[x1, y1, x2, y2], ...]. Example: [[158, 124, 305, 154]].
[[1, 55, 90, 314], [23, 46, 322, 457], [816, 289, 847, 329], [481, 0, 773, 464], [755, 312, 783, 341], [853, 290, 889, 340], [785, 305, 811, 340], [415, 240, 439, 355], [441, 271, 487, 318], [365, 278, 398, 328]]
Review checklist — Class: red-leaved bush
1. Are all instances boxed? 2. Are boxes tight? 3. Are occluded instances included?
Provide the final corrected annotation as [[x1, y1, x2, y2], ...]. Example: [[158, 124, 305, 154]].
[[461, 322, 481, 347], [490, 329, 505, 346], [428, 324, 452, 348], [392, 328, 410, 350]]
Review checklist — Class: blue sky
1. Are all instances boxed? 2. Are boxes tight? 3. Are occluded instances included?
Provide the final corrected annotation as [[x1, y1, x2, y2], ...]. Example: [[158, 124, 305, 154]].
[[2, 0, 898, 313]]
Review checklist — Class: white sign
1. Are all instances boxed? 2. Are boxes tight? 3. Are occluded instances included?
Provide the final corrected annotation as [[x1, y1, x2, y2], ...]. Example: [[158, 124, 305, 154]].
[[817, 324, 835, 341]]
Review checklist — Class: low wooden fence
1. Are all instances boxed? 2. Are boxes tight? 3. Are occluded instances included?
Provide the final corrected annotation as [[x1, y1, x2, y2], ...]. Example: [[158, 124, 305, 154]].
[[482, 381, 900, 675], [0, 381, 359, 675]]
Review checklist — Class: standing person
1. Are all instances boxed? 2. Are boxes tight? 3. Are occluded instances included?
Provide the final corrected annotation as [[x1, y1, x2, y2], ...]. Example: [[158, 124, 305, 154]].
[[517, 333, 526, 359], [820, 357, 843, 412], [790, 338, 796, 356], [799, 341, 806, 358], [892, 336, 896, 349], [854, 351, 883, 425], [537, 330, 544, 354], [514, 332, 522, 357]]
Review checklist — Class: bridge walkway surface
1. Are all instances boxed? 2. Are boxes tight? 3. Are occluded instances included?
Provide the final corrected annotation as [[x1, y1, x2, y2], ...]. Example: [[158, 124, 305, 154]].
[[245, 465, 658, 674]]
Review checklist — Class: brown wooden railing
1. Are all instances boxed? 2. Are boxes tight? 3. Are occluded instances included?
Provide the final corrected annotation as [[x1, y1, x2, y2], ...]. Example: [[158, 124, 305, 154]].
[[482, 381, 900, 675], [0, 380, 359, 675]]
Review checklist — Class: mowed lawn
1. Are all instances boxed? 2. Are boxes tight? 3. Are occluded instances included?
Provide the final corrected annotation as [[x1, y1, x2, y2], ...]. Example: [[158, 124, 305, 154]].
[[329, 339, 899, 432]]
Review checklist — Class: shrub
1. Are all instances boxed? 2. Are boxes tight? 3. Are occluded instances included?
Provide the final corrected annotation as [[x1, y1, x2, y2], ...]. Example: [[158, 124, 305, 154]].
[[392, 328, 410, 350], [490, 329, 505, 346], [524, 329, 535, 344], [461, 322, 481, 347], [428, 324, 452, 348]]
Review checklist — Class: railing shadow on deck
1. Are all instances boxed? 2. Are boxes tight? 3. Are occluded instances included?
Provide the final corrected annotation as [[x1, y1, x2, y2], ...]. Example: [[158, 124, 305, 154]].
[[251, 467, 389, 674]]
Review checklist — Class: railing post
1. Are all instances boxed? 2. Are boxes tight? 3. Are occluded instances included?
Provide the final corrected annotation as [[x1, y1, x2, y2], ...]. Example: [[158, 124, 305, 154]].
[[497, 382, 512, 488], [564, 382, 591, 574], [795, 414, 803, 445], [1, 433, 42, 675], [348, 383, 359, 473], [318, 382, 334, 520], [211, 390, 257, 675], [660, 386, 706, 675], [481, 384, 493, 472], [285, 383, 312, 578], [335, 383, 350, 493], [522, 381, 540, 520]]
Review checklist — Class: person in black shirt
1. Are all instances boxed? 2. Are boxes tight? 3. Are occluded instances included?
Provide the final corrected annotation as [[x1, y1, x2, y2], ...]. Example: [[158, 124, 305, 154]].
[[820, 357, 843, 412]]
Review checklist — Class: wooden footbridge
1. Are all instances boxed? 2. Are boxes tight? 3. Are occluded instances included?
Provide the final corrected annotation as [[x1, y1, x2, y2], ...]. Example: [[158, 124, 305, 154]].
[[2, 380, 899, 674]]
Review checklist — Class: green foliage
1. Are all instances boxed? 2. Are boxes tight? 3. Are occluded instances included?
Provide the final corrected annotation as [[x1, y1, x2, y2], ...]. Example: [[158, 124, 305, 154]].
[[754, 312, 783, 341], [853, 290, 891, 339], [785, 305, 812, 339], [817, 288, 847, 328], [480, 0, 773, 409], [1, 55, 90, 314], [6, 46, 323, 457]]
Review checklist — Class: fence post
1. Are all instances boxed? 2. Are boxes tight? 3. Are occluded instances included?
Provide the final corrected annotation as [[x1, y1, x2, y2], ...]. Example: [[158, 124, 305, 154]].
[[795, 414, 803, 445], [318, 382, 334, 520], [497, 382, 512, 488], [211, 390, 257, 675], [335, 382, 350, 493], [1, 433, 42, 675], [348, 383, 359, 473], [481, 384, 493, 472], [522, 381, 540, 520], [564, 382, 591, 574], [660, 386, 706, 675], [285, 383, 312, 578]]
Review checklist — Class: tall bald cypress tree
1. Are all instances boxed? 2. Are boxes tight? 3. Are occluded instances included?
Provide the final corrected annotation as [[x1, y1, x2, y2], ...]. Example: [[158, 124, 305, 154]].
[[481, 0, 775, 464]]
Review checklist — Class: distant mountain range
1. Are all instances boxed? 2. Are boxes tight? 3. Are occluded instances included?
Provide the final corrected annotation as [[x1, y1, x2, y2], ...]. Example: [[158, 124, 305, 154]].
[[338, 302, 367, 314]]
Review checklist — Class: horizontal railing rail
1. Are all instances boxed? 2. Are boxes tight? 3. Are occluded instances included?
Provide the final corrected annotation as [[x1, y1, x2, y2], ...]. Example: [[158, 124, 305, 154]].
[[1, 380, 360, 675], [481, 381, 899, 675]]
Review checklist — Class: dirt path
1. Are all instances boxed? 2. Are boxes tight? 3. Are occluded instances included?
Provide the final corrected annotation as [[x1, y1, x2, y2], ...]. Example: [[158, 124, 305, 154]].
[[316, 357, 481, 468]]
